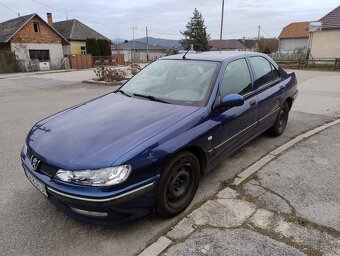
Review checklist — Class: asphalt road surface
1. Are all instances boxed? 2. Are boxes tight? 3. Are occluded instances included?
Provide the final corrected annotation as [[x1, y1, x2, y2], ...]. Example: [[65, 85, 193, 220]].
[[0, 70, 339, 256]]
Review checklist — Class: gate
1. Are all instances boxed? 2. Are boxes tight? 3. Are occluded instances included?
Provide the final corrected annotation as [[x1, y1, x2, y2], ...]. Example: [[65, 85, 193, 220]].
[[67, 54, 92, 69], [0, 51, 18, 73]]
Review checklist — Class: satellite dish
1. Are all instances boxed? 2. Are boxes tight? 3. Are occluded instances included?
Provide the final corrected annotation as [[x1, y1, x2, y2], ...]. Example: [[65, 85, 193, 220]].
[[308, 22, 322, 32]]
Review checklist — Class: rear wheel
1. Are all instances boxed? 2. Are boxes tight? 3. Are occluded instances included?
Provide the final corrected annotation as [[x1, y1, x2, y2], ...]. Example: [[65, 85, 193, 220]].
[[156, 152, 200, 217], [267, 101, 289, 137]]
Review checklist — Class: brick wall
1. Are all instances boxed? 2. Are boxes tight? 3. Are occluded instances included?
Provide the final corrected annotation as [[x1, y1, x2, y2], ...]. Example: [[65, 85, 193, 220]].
[[11, 16, 61, 44]]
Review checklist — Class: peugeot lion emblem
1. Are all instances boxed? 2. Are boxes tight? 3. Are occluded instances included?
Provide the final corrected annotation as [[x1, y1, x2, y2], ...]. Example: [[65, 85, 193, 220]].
[[31, 156, 40, 171]]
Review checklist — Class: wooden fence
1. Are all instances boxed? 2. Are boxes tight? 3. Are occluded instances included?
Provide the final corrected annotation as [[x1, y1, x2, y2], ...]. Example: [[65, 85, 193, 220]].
[[0, 51, 18, 73], [67, 54, 92, 69]]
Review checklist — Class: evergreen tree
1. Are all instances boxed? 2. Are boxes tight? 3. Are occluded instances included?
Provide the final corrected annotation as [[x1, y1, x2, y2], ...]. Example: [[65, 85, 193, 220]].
[[180, 8, 211, 51], [86, 38, 101, 56]]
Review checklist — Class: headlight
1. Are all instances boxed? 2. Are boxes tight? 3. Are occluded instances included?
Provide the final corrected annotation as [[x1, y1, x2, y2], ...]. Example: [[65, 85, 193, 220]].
[[21, 144, 28, 156], [54, 165, 132, 186]]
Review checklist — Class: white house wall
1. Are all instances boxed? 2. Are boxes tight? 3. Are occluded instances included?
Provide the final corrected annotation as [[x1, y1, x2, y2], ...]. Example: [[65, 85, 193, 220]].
[[11, 43, 64, 71], [113, 49, 166, 62], [310, 30, 340, 58], [278, 38, 308, 53]]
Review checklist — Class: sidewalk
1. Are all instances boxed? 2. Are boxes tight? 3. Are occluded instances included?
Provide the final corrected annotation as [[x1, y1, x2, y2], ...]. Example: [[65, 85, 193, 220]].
[[140, 121, 340, 256]]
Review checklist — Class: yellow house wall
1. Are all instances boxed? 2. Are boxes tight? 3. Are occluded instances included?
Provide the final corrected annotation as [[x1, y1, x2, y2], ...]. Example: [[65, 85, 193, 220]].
[[311, 30, 340, 58], [70, 41, 86, 54]]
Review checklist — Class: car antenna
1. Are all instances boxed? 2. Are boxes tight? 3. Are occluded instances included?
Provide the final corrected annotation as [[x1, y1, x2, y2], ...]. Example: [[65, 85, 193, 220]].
[[182, 49, 190, 59]]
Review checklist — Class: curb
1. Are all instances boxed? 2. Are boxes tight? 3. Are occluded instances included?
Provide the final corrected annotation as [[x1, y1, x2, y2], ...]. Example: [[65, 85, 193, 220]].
[[138, 118, 340, 256], [0, 69, 81, 79]]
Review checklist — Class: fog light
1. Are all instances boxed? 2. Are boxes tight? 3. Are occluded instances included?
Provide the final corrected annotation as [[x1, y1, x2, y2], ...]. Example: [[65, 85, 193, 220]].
[[70, 207, 108, 217]]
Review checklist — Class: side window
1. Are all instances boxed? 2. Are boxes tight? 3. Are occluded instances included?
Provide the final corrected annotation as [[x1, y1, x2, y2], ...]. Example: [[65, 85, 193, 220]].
[[220, 58, 252, 98], [250, 57, 274, 87]]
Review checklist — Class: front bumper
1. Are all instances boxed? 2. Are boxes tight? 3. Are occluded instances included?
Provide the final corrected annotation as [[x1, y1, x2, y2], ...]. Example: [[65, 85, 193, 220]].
[[22, 160, 159, 225]]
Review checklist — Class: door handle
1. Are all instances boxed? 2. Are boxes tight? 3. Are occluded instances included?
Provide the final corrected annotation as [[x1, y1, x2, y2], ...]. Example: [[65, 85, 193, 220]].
[[279, 85, 285, 91], [249, 99, 257, 106]]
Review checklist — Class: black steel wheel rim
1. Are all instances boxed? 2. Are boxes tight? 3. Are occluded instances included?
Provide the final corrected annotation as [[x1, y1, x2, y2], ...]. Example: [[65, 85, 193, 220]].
[[278, 108, 287, 128], [166, 164, 192, 208]]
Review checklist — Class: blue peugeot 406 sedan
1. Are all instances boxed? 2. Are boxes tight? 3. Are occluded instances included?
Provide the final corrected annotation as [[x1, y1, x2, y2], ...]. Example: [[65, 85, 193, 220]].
[[21, 52, 297, 225]]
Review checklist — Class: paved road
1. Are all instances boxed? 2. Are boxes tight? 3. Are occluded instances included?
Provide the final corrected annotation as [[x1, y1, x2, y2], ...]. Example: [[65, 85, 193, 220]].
[[0, 70, 339, 256]]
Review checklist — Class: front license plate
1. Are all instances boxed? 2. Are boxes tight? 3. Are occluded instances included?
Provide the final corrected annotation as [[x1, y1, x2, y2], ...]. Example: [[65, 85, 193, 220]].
[[25, 170, 48, 197]]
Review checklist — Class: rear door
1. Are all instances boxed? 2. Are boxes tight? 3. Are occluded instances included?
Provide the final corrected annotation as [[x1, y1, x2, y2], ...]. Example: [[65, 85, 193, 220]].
[[209, 58, 258, 160], [248, 56, 286, 135]]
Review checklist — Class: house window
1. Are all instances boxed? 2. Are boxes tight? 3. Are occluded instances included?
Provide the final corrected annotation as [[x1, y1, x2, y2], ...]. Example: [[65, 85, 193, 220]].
[[33, 22, 40, 32], [80, 46, 87, 54], [29, 50, 50, 61]]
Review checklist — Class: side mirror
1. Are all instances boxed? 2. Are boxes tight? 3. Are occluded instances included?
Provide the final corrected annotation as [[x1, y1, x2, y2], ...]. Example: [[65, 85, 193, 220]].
[[221, 94, 244, 108]]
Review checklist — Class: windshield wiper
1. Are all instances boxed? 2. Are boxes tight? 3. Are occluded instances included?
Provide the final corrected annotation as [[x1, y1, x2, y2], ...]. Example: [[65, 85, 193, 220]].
[[116, 90, 131, 97], [133, 93, 171, 104]]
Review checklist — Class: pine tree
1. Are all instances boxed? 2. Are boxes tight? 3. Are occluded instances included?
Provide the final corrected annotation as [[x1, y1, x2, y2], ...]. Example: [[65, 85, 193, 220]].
[[180, 8, 211, 52]]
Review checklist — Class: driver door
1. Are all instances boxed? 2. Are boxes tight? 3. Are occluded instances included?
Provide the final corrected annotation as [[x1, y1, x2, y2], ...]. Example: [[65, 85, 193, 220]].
[[209, 58, 258, 161]]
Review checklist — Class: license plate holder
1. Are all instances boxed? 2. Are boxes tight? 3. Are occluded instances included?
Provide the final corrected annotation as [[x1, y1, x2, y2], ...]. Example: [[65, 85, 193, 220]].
[[25, 169, 48, 197]]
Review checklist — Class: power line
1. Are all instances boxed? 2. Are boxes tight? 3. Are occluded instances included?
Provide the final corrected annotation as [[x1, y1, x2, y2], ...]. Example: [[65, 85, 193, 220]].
[[0, 2, 20, 17]]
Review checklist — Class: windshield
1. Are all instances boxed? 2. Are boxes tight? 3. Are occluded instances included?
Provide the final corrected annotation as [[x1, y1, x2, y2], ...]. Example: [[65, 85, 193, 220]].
[[120, 59, 220, 106]]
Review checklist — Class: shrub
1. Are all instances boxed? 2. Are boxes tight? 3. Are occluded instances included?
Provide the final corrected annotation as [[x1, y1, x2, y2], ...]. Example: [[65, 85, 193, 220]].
[[94, 67, 126, 82]]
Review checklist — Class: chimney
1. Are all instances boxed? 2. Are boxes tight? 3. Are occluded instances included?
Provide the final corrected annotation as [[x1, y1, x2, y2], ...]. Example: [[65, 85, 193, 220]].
[[47, 13, 53, 26]]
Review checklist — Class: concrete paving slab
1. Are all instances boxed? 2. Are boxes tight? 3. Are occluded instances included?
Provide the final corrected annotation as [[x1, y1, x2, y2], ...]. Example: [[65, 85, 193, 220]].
[[250, 209, 340, 256], [243, 183, 292, 214], [188, 199, 256, 227], [167, 217, 195, 240], [256, 124, 340, 232], [162, 228, 306, 256], [216, 187, 238, 199]]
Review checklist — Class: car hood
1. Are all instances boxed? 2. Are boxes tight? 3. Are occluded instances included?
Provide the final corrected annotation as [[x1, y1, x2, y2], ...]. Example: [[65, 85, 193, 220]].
[[27, 93, 200, 170]]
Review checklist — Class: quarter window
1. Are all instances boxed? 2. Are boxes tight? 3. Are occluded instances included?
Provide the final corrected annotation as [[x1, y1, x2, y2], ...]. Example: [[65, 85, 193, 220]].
[[250, 56, 274, 87], [272, 65, 281, 80], [220, 58, 252, 97]]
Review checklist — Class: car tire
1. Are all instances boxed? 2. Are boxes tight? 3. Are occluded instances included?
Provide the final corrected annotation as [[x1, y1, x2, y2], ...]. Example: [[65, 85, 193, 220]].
[[156, 151, 200, 218], [267, 101, 290, 137]]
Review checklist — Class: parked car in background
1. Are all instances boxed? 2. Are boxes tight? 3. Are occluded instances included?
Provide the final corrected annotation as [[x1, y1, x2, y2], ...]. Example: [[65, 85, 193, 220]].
[[21, 52, 298, 225]]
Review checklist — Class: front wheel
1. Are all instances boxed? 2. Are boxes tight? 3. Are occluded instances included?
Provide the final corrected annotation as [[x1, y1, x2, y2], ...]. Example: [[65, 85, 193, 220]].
[[156, 152, 200, 217], [267, 101, 289, 137]]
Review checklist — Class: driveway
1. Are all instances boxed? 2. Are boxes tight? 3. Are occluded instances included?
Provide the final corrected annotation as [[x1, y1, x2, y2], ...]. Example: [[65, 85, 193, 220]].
[[0, 70, 339, 256]]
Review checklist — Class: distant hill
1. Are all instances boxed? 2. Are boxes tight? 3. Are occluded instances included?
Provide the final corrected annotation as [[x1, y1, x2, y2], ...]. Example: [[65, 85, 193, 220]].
[[134, 37, 182, 49]]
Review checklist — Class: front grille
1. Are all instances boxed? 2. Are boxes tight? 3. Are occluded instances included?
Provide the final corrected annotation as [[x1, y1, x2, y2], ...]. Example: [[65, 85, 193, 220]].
[[27, 148, 59, 177], [39, 162, 59, 177]]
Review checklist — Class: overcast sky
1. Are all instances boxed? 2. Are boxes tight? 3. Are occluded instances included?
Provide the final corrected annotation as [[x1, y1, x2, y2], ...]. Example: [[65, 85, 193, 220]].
[[1, 0, 339, 41]]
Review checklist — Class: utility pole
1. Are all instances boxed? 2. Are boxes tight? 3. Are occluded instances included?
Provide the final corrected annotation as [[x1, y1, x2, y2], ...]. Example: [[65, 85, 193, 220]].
[[132, 26, 138, 63], [219, 0, 225, 53], [257, 25, 261, 52], [146, 26, 149, 62]]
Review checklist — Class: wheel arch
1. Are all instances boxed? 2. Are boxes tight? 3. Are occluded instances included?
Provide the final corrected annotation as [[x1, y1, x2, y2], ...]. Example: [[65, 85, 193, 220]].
[[172, 146, 207, 176]]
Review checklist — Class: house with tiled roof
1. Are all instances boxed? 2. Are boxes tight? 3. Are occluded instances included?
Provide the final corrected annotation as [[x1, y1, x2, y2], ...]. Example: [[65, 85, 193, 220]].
[[278, 22, 309, 53], [0, 13, 69, 71], [209, 39, 247, 51], [310, 5, 340, 58], [51, 13, 110, 55], [114, 40, 168, 62]]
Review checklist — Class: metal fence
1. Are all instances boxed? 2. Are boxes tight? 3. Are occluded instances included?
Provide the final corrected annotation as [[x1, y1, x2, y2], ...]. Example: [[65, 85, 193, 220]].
[[268, 53, 307, 61], [0, 51, 18, 73]]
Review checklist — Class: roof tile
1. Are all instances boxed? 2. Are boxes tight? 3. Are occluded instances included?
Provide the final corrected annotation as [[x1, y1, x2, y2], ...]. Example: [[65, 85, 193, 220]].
[[279, 22, 309, 39]]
